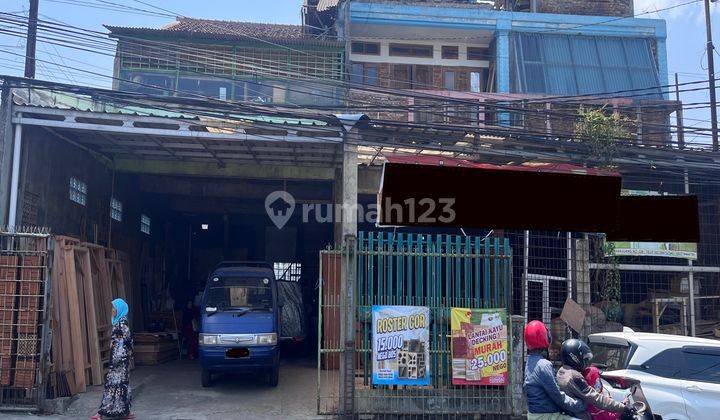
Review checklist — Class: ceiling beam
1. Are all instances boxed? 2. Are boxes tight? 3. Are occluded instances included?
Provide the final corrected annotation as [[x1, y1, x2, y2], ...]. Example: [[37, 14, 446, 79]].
[[115, 158, 338, 180]]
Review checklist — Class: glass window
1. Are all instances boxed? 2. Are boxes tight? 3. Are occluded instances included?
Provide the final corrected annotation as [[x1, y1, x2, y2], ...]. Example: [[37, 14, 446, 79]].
[[643, 348, 683, 379], [69, 177, 87, 206], [392, 64, 411, 89], [177, 78, 233, 99], [589, 342, 631, 371], [389, 43, 433, 58], [274, 262, 302, 282], [681, 348, 720, 384], [121, 72, 174, 96], [414, 65, 431, 88], [206, 276, 273, 310], [110, 198, 122, 222], [467, 47, 488, 61], [470, 71, 482, 93], [442, 46, 459, 59], [365, 65, 378, 86], [351, 42, 380, 55], [443, 71, 456, 90], [245, 81, 274, 103], [140, 214, 151, 235], [350, 63, 364, 84]]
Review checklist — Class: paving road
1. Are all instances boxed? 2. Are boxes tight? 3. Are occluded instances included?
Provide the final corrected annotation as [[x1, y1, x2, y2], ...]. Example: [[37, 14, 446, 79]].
[[4, 358, 321, 419]]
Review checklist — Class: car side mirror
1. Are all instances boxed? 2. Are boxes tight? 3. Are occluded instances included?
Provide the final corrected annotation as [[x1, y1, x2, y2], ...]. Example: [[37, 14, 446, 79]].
[[205, 306, 217, 313]]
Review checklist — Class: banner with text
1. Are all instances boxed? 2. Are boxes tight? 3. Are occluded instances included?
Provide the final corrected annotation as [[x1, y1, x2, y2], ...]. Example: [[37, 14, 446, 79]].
[[372, 305, 430, 386], [450, 307, 509, 386]]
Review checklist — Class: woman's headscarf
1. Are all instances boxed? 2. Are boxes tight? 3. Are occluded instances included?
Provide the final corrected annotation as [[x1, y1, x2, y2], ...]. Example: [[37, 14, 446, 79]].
[[112, 298, 129, 325]]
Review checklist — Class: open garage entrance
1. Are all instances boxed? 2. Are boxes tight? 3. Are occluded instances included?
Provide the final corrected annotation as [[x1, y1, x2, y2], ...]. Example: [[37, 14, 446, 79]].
[[7, 98, 356, 396]]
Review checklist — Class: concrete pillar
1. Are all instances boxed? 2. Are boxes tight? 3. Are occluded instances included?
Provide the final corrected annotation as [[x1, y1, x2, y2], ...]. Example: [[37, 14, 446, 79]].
[[495, 27, 511, 94], [336, 115, 362, 418], [0, 86, 14, 227], [572, 239, 592, 338], [341, 136, 358, 239], [510, 315, 527, 417], [495, 24, 511, 126]]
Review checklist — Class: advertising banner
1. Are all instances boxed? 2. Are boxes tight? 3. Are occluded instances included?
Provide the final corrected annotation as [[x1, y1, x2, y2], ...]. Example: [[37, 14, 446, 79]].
[[372, 305, 430, 386], [450, 307, 509, 386], [608, 190, 697, 259]]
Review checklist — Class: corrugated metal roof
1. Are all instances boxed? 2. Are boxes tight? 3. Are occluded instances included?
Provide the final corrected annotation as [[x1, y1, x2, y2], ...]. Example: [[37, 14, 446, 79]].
[[317, 0, 340, 12], [105, 17, 342, 47]]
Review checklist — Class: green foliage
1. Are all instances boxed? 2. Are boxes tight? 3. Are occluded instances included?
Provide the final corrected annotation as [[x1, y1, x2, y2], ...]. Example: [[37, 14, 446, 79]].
[[575, 107, 631, 168]]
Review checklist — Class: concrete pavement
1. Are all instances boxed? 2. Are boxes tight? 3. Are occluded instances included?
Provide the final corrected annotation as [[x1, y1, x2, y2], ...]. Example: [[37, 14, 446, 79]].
[[3, 357, 321, 420]]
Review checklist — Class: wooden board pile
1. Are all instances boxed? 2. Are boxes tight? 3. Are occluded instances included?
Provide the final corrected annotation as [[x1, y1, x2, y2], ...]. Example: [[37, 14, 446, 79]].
[[133, 332, 178, 366], [49, 236, 132, 398]]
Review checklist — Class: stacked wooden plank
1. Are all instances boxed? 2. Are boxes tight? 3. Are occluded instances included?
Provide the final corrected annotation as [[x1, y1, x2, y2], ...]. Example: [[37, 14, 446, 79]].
[[50, 236, 133, 398], [133, 332, 178, 366]]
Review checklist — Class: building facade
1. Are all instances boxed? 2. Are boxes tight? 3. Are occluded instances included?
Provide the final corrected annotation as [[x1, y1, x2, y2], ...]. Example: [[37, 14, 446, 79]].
[[336, 0, 673, 145], [107, 17, 345, 106]]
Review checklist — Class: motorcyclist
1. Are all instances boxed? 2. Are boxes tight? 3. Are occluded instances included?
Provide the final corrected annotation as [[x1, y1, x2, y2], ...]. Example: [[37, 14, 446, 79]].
[[523, 320, 584, 420], [556, 339, 635, 420]]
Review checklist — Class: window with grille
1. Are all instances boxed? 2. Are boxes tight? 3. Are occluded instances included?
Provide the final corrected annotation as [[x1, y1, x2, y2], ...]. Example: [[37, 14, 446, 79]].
[[274, 262, 301, 282], [389, 43, 433, 58], [111, 198, 122, 222], [467, 46, 489, 61], [69, 177, 87, 206], [442, 46, 459, 59], [140, 214, 151, 235], [351, 42, 380, 55], [443, 71, 456, 90]]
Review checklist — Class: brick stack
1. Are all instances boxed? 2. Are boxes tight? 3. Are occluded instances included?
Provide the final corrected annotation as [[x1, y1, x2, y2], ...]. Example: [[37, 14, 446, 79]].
[[14, 255, 44, 389], [0, 255, 18, 386]]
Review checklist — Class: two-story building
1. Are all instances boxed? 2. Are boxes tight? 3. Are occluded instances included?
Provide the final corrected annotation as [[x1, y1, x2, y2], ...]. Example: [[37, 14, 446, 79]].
[[106, 17, 345, 106], [335, 0, 673, 145]]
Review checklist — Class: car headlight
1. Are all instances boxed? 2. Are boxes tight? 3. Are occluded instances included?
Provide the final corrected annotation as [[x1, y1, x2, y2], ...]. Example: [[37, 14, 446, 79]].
[[256, 333, 277, 345], [200, 334, 219, 345]]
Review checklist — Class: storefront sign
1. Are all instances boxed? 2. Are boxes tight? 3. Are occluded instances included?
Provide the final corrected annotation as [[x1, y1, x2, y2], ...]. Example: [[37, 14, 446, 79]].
[[372, 305, 430, 386], [608, 190, 697, 259], [450, 307, 509, 386]]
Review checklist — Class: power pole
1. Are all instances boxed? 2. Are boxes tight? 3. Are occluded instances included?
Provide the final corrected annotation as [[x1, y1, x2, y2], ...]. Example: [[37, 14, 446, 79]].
[[24, 0, 39, 79], [705, 0, 718, 151]]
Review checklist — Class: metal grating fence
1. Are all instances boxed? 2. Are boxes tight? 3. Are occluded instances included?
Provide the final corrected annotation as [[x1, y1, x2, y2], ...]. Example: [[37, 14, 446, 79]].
[[318, 233, 514, 417], [0, 232, 51, 411]]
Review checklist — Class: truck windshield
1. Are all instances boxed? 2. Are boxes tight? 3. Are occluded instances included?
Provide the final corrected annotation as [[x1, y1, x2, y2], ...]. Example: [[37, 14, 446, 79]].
[[206, 276, 273, 311]]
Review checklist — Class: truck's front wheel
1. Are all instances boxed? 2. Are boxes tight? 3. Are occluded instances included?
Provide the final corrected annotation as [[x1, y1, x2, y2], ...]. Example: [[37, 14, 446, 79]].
[[269, 365, 279, 387], [201, 368, 212, 387]]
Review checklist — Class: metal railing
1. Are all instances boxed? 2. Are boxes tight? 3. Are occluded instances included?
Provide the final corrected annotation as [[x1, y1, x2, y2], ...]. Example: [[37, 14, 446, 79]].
[[0, 231, 51, 411], [318, 232, 514, 417]]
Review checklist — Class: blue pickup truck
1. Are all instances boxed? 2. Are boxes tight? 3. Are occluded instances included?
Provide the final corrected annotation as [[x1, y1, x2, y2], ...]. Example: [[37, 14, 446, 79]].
[[198, 262, 280, 387]]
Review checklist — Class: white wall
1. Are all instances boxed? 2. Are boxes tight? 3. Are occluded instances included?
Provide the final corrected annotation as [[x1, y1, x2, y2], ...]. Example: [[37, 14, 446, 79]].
[[349, 39, 491, 68]]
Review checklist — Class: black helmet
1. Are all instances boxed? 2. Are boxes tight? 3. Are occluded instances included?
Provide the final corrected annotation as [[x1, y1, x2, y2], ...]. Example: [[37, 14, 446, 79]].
[[560, 339, 593, 371]]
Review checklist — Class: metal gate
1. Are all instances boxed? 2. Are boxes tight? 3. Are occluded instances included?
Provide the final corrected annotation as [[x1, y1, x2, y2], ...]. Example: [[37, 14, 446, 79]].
[[318, 232, 513, 416], [0, 231, 52, 411]]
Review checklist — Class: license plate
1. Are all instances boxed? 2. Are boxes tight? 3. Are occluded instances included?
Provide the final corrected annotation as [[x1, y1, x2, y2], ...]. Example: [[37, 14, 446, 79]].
[[226, 347, 250, 358]]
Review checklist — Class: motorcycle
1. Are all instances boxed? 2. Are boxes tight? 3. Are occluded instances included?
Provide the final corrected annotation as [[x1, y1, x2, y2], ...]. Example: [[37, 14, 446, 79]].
[[601, 373, 662, 420]]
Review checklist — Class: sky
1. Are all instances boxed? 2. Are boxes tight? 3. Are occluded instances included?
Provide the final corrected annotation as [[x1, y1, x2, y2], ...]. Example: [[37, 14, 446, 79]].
[[0, 0, 717, 146]]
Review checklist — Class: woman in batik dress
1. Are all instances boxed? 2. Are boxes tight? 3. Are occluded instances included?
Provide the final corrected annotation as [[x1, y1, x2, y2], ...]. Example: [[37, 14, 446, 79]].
[[91, 298, 133, 420]]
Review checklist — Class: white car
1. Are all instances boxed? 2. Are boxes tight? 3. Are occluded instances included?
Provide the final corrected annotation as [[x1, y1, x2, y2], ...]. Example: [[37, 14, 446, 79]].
[[588, 332, 720, 420]]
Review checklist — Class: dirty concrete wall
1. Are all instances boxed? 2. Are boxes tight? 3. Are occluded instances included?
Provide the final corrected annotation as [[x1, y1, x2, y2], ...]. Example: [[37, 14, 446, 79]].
[[537, 0, 633, 17]]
